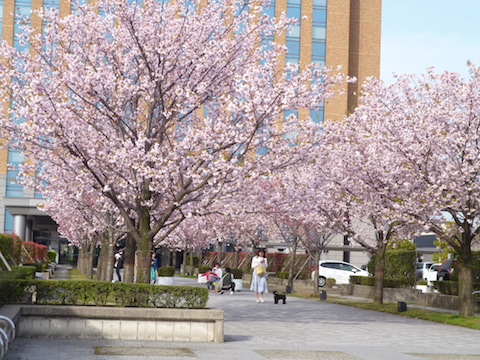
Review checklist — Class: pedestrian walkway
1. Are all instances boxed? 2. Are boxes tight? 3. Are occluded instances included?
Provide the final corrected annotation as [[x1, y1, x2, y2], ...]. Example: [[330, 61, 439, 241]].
[[49, 264, 72, 280], [5, 276, 480, 360]]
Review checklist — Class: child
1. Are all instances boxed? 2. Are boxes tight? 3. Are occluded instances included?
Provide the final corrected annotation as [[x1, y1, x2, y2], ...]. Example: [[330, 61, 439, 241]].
[[201, 268, 218, 290]]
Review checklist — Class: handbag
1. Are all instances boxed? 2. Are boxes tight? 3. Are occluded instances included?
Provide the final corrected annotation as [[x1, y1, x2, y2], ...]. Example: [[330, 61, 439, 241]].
[[255, 265, 265, 276]]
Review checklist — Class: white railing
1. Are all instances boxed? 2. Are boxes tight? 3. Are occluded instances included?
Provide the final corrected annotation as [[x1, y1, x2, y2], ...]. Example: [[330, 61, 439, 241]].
[[0, 315, 16, 360]]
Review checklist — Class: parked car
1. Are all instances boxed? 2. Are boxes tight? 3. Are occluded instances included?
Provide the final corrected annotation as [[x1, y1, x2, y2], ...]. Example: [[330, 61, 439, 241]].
[[317, 260, 370, 287], [415, 261, 435, 280], [424, 263, 441, 286]]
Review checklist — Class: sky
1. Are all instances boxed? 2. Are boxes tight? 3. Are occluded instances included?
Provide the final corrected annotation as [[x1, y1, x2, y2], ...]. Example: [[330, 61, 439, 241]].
[[381, 0, 480, 84]]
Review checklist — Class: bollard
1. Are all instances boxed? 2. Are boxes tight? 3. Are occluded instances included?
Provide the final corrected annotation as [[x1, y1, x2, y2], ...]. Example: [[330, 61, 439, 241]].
[[285, 285, 292, 294], [397, 301, 407, 312], [319, 290, 327, 301]]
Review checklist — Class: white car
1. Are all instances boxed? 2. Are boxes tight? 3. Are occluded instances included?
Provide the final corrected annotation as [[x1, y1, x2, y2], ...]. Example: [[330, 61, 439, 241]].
[[424, 263, 441, 286], [317, 260, 370, 287], [415, 261, 435, 280]]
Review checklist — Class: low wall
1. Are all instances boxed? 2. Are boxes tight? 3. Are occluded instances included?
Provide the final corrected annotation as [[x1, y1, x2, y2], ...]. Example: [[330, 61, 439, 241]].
[[0, 305, 224, 343], [345, 285, 480, 312], [350, 285, 421, 302]]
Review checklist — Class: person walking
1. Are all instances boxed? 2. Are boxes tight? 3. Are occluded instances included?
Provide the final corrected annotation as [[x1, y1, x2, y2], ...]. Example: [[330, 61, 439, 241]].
[[250, 249, 268, 303], [113, 249, 123, 282]]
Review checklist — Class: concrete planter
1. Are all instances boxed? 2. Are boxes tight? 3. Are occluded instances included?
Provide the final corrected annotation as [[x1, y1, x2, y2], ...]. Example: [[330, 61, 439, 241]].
[[155, 276, 174, 286], [0, 305, 224, 343], [233, 279, 243, 291]]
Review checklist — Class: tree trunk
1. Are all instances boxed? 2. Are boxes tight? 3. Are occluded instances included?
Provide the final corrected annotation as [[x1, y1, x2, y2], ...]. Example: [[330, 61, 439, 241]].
[[313, 250, 320, 296], [96, 244, 107, 281], [181, 245, 187, 275], [135, 233, 152, 284], [216, 241, 222, 264], [123, 234, 136, 283], [373, 236, 386, 305], [104, 244, 115, 281], [233, 248, 240, 268], [287, 238, 298, 292], [172, 250, 177, 271], [198, 247, 203, 267], [84, 241, 94, 279], [189, 249, 194, 275], [96, 245, 104, 281], [77, 247, 85, 274], [167, 249, 172, 266], [457, 235, 474, 316]]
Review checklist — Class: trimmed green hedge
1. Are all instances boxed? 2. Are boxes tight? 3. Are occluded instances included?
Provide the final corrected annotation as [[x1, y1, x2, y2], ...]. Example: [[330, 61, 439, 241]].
[[23, 262, 47, 272], [350, 276, 412, 288], [276, 271, 289, 279], [47, 251, 57, 263], [157, 266, 175, 277], [0, 280, 208, 309], [367, 250, 416, 285], [198, 265, 210, 274], [230, 268, 243, 279], [11, 265, 36, 280], [0, 271, 26, 280], [433, 280, 480, 296]]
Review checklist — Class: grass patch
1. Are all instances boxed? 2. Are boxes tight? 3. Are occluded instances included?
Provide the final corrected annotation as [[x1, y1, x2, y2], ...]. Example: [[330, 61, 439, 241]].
[[175, 274, 197, 278], [269, 284, 480, 331], [325, 297, 480, 330], [68, 268, 89, 280]]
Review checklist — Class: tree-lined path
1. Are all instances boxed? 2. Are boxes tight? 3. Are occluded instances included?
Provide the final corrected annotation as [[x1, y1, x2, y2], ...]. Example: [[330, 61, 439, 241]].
[[7, 278, 480, 360]]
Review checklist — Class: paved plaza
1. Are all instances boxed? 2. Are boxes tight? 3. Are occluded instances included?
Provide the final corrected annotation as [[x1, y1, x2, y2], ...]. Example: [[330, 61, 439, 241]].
[[5, 274, 480, 360]]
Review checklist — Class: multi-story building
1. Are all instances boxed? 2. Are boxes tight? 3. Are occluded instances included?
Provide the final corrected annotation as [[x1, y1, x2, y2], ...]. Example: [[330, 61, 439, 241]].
[[0, 0, 381, 261]]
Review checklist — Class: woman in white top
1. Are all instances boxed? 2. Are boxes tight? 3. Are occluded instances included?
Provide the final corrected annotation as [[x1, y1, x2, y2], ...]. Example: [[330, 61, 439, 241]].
[[250, 249, 268, 303]]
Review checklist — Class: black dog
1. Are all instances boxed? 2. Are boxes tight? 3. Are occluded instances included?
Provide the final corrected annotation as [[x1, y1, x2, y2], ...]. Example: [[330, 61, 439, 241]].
[[273, 291, 286, 304]]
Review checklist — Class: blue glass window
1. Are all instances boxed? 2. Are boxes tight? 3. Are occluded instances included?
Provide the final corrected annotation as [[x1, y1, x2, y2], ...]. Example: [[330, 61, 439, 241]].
[[285, 39, 300, 63], [0, 2, 3, 39], [285, 0, 301, 63], [286, 3, 300, 22], [312, 26, 325, 40], [6, 150, 24, 197], [312, 42, 326, 57], [14, 0, 32, 53], [4, 210, 13, 233], [311, 0, 327, 64], [262, 1, 275, 19], [310, 108, 324, 124], [71, 0, 88, 14], [43, 0, 60, 9], [312, 7, 326, 25]]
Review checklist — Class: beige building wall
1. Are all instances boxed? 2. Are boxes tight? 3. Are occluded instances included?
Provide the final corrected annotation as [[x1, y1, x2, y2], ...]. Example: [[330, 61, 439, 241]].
[[324, 0, 381, 121]]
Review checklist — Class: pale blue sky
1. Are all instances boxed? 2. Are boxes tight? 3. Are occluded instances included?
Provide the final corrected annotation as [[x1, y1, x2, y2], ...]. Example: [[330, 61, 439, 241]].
[[381, 0, 480, 84]]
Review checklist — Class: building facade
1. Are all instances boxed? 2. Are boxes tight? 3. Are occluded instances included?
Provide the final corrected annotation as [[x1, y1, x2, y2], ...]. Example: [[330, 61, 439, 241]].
[[0, 0, 381, 260]]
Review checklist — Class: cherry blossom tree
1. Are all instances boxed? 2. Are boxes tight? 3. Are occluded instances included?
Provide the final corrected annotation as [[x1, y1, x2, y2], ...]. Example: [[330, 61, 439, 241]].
[[0, 0, 344, 282], [334, 64, 480, 315], [39, 168, 126, 281], [318, 106, 422, 304]]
